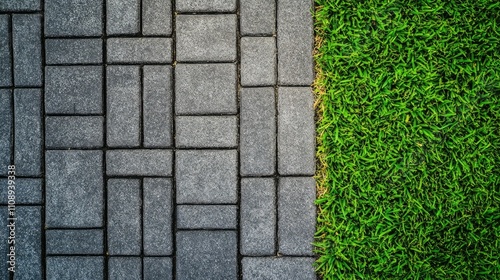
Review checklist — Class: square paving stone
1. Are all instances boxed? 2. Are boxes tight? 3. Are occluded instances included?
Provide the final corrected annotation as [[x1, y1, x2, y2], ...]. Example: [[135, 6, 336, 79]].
[[46, 229, 103, 255], [13, 207, 42, 280], [240, 0, 275, 35], [176, 150, 237, 204], [242, 257, 316, 280], [45, 0, 102, 36], [47, 256, 104, 280], [177, 205, 237, 229], [241, 37, 276, 86], [109, 257, 141, 280], [46, 150, 103, 227], [0, 0, 40, 11], [107, 38, 172, 63], [144, 257, 172, 280], [143, 0, 172, 36], [107, 0, 139, 35], [0, 16, 11, 86], [106, 150, 172, 176], [0, 90, 12, 176], [175, 63, 236, 114], [46, 39, 102, 64], [0, 178, 42, 204], [176, 116, 237, 148], [144, 178, 172, 256], [46, 116, 103, 148], [176, 231, 237, 280], [176, 0, 236, 12], [45, 66, 103, 114], [176, 15, 236, 61], [13, 14, 42, 87]]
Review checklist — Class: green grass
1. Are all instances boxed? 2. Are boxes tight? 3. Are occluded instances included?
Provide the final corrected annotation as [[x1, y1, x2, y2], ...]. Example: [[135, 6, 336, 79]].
[[313, 0, 500, 279]]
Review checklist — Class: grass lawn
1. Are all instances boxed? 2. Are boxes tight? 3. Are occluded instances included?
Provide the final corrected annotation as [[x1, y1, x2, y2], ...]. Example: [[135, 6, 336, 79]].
[[313, 0, 500, 279]]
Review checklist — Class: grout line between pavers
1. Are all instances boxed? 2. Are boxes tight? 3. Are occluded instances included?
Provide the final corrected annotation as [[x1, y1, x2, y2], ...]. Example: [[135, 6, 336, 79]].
[[102, 0, 109, 278], [140, 178, 144, 280], [274, 0, 280, 258], [171, 2, 178, 278], [235, 1, 243, 279]]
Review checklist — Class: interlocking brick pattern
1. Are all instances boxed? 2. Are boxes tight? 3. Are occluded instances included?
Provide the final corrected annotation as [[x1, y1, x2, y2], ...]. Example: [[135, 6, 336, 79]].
[[0, 0, 316, 278]]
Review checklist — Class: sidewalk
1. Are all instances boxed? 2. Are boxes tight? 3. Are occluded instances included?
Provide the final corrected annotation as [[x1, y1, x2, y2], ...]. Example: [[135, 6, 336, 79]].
[[0, 0, 316, 279]]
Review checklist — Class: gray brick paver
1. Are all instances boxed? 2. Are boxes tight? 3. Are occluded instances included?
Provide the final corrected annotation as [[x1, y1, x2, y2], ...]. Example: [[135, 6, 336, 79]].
[[46, 229, 103, 255], [47, 257, 104, 280], [0, 0, 40, 11], [143, 0, 172, 36], [176, 116, 238, 148], [0, 90, 11, 176], [176, 0, 236, 12], [107, 38, 172, 63], [242, 257, 316, 280], [240, 0, 275, 35], [107, 0, 140, 35], [106, 149, 173, 176], [0, 16, 11, 86], [13, 207, 42, 280], [177, 205, 237, 229], [46, 39, 102, 65], [45, 0, 102, 36], [241, 37, 276, 86], [109, 257, 142, 280], [144, 257, 173, 280], [0, 178, 42, 204], [144, 178, 173, 256], [13, 14, 42, 87], [45, 116, 104, 148]]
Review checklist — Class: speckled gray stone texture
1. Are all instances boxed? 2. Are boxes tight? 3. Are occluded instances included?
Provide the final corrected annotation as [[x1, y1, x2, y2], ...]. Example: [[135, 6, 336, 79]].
[[240, 0, 275, 35], [176, 0, 236, 12], [242, 257, 316, 280], [109, 257, 142, 280], [0, 90, 11, 175], [144, 258, 173, 280], [241, 37, 276, 86], [45, 0, 102, 36], [47, 257, 104, 280], [177, 205, 237, 229], [107, 38, 172, 63], [13, 14, 42, 86], [143, 0, 172, 35], [46, 116, 103, 148], [0, 16, 11, 86], [0, 178, 42, 204], [107, 0, 139, 35], [46, 229, 103, 254], [176, 116, 237, 148], [144, 178, 173, 256], [46, 39, 102, 64], [13, 207, 42, 280], [106, 150, 173, 176], [0, 0, 40, 11]]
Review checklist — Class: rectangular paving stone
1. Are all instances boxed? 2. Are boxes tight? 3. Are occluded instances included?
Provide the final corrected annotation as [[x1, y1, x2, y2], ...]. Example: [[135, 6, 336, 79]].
[[144, 178, 172, 256], [46, 229, 103, 255], [144, 257, 172, 280], [175, 63, 236, 114], [13, 14, 42, 86], [143, 0, 172, 36], [176, 15, 236, 61], [46, 150, 103, 227], [107, 38, 172, 63], [15, 207, 42, 280], [176, 0, 236, 12], [0, 178, 42, 204], [176, 116, 237, 148], [108, 179, 141, 255], [241, 37, 276, 86], [176, 150, 237, 204], [240, 87, 276, 176], [241, 0, 275, 35], [278, 177, 316, 256], [278, 87, 315, 175], [45, 0, 102, 36], [0, 0, 40, 11], [46, 116, 104, 148], [143, 66, 172, 148], [0, 16, 11, 86], [107, 150, 173, 176], [242, 257, 316, 280], [0, 207, 9, 278], [107, 66, 140, 147], [14, 89, 42, 176], [176, 231, 237, 280], [46, 39, 102, 64], [45, 66, 103, 114], [177, 205, 237, 229], [0, 90, 11, 176], [109, 257, 141, 280], [277, 0, 314, 85], [241, 178, 276, 255], [107, 0, 139, 35], [47, 257, 104, 280]]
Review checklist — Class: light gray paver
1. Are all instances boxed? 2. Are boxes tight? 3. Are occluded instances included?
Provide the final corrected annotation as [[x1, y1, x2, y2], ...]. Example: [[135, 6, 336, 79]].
[[46, 150, 103, 227], [176, 15, 237, 61], [46, 39, 102, 65], [106, 150, 173, 176], [144, 178, 172, 256], [143, 66, 172, 148], [241, 37, 276, 86], [143, 0, 172, 36], [13, 14, 42, 87], [177, 205, 237, 229], [176, 0, 236, 12], [107, 179, 141, 255], [45, 0, 102, 36], [278, 177, 316, 256], [242, 257, 316, 280], [46, 229, 103, 255], [0, 178, 42, 204], [277, 0, 314, 85], [176, 231, 237, 280], [0, 0, 40, 11], [175, 63, 237, 114], [45, 66, 103, 114], [144, 257, 173, 280], [109, 257, 142, 280], [107, 0, 139, 35], [176, 150, 237, 204], [176, 116, 238, 148], [107, 66, 140, 147], [14, 207, 42, 280], [0, 90, 11, 176], [278, 87, 315, 175], [47, 257, 104, 280], [0, 16, 11, 86], [240, 0, 275, 35], [46, 116, 103, 148], [14, 89, 42, 176], [107, 38, 172, 63], [241, 178, 276, 255]]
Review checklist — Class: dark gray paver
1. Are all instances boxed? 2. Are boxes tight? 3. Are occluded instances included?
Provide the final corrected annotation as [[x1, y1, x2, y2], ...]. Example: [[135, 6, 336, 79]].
[[13, 14, 42, 87], [177, 205, 237, 229], [45, 66, 103, 114], [176, 231, 237, 280], [242, 257, 316, 280], [241, 87, 276, 176], [46, 39, 102, 65], [106, 150, 173, 176], [46, 116, 104, 148], [0, 90, 11, 176], [14, 89, 42, 176], [108, 179, 141, 255], [176, 150, 237, 204], [107, 0, 139, 35], [46, 229, 103, 255], [0, 207, 9, 278], [13, 207, 42, 280], [107, 38, 172, 63], [0, 16, 11, 86], [144, 178, 172, 256], [277, 0, 314, 85], [144, 257, 173, 280], [176, 0, 236, 12], [109, 257, 141, 280], [143, 0, 172, 36], [45, 0, 102, 36], [0, 178, 42, 204], [144, 66, 172, 148], [176, 15, 236, 61], [278, 87, 315, 175], [175, 63, 237, 114], [176, 116, 237, 148], [47, 257, 104, 280], [241, 178, 275, 255], [240, 0, 275, 35], [0, 0, 40, 11], [107, 66, 140, 147], [278, 177, 315, 256], [46, 150, 103, 227], [241, 37, 276, 86]]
